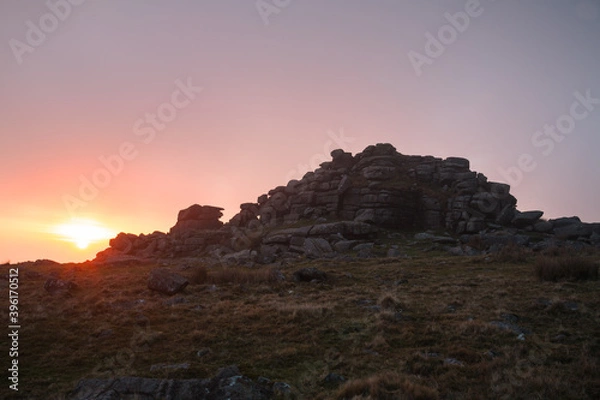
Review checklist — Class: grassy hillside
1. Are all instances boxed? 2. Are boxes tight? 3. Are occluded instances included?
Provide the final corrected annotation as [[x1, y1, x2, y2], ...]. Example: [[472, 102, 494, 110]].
[[1, 248, 599, 399]]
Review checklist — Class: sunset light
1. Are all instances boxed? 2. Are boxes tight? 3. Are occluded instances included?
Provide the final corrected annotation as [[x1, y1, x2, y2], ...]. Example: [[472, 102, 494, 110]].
[[53, 219, 116, 250], [2, 1, 600, 398]]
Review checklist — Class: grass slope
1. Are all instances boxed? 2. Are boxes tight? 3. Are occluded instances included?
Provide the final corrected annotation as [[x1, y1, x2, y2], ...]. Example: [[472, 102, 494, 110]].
[[1, 250, 599, 399]]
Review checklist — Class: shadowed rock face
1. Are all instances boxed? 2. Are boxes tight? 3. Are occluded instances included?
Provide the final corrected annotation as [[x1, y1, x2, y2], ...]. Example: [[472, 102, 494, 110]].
[[94, 143, 600, 263]]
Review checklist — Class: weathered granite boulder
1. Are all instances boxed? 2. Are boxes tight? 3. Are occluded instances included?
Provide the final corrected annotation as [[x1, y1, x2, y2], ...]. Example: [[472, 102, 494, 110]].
[[302, 238, 334, 258], [554, 223, 593, 239], [170, 204, 224, 235], [549, 216, 582, 228], [147, 268, 189, 295], [511, 210, 544, 228]]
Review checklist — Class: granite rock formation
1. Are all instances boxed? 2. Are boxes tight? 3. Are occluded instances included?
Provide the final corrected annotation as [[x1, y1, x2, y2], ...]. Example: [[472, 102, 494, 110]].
[[95, 143, 600, 263]]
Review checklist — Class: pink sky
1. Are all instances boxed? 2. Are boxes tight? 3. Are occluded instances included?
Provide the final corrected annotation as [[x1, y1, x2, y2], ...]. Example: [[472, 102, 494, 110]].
[[1, 1, 599, 263]]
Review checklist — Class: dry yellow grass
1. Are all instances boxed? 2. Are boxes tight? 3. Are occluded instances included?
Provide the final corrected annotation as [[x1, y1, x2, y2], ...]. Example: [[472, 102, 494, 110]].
[[1, 249, 599, 399]]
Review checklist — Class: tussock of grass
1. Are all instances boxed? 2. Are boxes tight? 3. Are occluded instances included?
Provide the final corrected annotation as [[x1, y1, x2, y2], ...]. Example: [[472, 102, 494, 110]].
[[534, 256, 599, 281], [378, 293, 401, 311], [493, 242, 530, 263], [189, 266, 208, 284]]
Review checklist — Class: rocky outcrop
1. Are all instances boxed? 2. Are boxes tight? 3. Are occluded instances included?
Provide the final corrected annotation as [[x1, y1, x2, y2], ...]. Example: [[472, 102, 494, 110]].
[[95, 143, 600, 263], [229, 143, 518, 234], [95, 206, 229, 262]]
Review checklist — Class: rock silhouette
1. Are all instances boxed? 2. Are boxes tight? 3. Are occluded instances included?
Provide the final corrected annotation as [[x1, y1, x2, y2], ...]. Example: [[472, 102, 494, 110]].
[[95, 143, 600, 263]]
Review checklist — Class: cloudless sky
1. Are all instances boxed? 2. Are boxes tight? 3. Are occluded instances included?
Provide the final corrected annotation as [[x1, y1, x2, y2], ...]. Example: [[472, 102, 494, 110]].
[[1, 0, 599, 262]]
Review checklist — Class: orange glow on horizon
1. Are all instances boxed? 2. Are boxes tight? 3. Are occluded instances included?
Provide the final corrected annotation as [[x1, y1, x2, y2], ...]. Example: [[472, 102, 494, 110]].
[[52, 219, 116, 250]]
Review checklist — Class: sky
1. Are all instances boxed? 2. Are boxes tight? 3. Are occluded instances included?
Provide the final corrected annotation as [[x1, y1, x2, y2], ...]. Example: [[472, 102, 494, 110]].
[[1, 0, 599, 263]]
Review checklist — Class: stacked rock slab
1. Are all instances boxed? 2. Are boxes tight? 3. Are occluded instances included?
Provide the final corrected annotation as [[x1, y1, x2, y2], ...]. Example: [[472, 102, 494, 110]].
[[170, 204, 224, 235], [229, 143, 517, 234]]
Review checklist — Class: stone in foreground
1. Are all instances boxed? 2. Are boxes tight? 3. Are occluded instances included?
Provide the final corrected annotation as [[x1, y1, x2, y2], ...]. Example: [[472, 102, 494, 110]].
[[68, 365, 274, 400], [147, 268, 189, 295]]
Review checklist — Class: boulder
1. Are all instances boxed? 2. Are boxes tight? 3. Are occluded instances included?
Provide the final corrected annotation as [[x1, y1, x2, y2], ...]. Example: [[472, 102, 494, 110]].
[[354, 208, 375, 223], [496, 205, 516, 226], [222, 249, 258, 266], [68, 365, 273, 400], [414, 163, 436, 182], [414, 232, 435, 241], [554, 223, 593, 239], [109, 233, 136, 253], [511, 210, 544, 228], [362, 166, 396, 180], [94, 248, 144, 264], [303, 238, 334, 258], [257, 194, 268, 205], [480, 233, 530, 247], [466, 218, 486, 233], [444, 157, 470, 170], [533, 220, 553, 233], [308, 221, 376, 238], [590, 232, 600, 245], [333, 240, 360, 253], [44, 279, 77, 295], [178, 204, 223, 221], [414, 232, 456, 244], [549, 216, 581, 228], [330, 149, 355, 169], [293, 267, 327, 282], [147, 268, 189, 295], [170, 204, 224, 235]]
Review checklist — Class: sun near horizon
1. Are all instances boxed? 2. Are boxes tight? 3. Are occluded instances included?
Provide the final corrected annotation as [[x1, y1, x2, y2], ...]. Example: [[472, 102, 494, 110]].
[[1, 1, 599, 264], [52, 218, 116, 251]]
